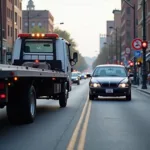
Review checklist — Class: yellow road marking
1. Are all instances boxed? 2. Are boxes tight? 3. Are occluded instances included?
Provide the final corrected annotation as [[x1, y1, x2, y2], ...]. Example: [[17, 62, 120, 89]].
[[66, 96, 89, 150], [77, 100, 92, 150]]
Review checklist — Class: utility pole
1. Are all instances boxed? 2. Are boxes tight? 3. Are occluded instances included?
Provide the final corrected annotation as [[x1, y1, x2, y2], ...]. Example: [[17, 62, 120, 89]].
[[142, 0, 147, 89], [0, 0, 3, 64]]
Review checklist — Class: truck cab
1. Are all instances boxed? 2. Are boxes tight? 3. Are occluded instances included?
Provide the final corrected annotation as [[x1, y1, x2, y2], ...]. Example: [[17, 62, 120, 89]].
[[11, 33, 78, 91]]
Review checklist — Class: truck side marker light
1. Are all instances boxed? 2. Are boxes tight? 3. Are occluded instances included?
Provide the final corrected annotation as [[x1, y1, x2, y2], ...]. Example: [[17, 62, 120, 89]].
[[0, 94, 6, 99], [14, 77, 18, 81]]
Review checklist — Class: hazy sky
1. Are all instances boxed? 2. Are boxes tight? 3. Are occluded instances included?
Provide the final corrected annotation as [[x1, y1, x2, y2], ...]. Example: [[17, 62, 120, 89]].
[[22, 0, 121, 57]]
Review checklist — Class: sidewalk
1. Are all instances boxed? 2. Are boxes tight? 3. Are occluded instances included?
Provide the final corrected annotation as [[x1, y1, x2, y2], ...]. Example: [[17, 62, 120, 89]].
[[132, 84, 150, 95]]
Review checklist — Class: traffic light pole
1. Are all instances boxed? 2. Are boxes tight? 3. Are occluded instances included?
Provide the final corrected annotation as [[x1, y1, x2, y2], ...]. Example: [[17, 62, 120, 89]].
[[142, 0, 147, 89]]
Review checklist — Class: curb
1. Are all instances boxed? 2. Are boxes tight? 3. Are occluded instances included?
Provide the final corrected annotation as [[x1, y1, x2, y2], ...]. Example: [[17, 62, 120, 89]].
[[137, 88, 150, 95], [131, 85, 138, 88]]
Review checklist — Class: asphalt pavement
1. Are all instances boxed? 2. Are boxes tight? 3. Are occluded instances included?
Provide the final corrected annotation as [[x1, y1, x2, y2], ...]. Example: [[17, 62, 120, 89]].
[[1, 79, 150, 150]]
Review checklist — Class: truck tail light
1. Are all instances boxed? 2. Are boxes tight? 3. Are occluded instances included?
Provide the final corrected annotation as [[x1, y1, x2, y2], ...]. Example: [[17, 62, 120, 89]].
[[0, 94, 6, 99]]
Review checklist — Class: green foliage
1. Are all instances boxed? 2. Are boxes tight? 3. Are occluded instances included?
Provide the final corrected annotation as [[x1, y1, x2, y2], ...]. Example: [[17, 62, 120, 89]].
[[54, 28, 88, 71], [31, 26, 46, 33]]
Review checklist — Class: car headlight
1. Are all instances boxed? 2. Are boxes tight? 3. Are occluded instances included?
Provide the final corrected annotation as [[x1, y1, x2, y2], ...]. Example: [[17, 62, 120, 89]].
[[118, 83, 129, 88], [90, 83, 101, 88]]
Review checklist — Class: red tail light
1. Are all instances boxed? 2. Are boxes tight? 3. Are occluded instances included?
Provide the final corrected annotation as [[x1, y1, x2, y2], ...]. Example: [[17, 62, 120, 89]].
[[0, 94, 6, 99], [0, 83, 4, 89]]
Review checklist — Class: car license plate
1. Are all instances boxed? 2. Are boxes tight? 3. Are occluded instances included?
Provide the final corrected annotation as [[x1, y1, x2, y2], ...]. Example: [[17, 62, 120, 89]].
[[105, 89, 113, 93]]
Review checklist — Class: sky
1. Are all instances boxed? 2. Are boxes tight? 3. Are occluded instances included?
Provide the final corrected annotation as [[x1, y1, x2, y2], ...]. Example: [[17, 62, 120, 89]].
[[22, 0, 121, 57]]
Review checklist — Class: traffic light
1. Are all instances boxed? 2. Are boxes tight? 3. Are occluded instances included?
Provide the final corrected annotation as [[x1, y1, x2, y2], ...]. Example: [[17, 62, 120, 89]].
[[129, 62, 134, 67], [137, 61, 142, 67], [142, 40, 148, 49]]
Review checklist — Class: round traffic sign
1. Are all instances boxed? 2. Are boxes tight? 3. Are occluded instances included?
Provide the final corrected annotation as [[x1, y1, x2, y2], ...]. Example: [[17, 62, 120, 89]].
[[132, 38, 142, 50]]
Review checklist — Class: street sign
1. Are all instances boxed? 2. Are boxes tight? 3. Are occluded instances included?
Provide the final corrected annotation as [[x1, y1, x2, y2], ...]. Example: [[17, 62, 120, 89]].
[[125, 47, 130, 54], [132, 38, 143, 50], [134, 50, 141, 58]]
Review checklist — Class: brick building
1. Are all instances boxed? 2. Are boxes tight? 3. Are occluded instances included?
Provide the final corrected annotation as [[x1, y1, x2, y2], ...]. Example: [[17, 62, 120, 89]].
[[0, 0, 22, 52], [23, 0, 54, 33], [121, 0, 138, 61]]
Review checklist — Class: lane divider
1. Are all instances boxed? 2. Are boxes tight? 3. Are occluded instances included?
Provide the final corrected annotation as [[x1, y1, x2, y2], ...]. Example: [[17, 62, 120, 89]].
[[67, 96, 89, 150], [77, 100, 92, 150]]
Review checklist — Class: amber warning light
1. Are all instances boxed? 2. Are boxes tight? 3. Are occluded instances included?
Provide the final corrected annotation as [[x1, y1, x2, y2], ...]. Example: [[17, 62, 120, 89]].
[[18, 33, 59, 39]]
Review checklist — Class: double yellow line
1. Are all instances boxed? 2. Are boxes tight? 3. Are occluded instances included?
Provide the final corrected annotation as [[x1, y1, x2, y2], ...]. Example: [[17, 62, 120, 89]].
[[67, 96, 92, 150]]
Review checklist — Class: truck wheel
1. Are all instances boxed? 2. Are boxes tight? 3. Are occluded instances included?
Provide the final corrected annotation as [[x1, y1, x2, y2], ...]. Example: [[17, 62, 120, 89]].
[[7, 85, 36, 124], [59, 89, 68, 107]]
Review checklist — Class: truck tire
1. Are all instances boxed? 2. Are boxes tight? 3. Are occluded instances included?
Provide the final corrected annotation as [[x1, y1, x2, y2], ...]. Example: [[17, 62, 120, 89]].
[[59, 88, 68, 108], [7, 85, 36, 124]]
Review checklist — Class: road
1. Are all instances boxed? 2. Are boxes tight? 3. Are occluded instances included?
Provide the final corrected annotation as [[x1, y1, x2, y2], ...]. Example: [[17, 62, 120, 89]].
[[0, 79, 150, 150]]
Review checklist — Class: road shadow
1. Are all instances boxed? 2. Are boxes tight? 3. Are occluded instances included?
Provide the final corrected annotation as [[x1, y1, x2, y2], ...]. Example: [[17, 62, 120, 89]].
[[91, 97, 130, 102]]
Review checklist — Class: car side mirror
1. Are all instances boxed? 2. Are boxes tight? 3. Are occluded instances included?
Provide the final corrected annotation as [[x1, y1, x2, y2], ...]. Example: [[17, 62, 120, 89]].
[[86, 74, 92, 78], [73, 52, 78, 63]]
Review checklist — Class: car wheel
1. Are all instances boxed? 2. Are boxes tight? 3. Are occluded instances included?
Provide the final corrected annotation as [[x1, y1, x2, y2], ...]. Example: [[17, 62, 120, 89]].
[[77, 81, 80, 85]]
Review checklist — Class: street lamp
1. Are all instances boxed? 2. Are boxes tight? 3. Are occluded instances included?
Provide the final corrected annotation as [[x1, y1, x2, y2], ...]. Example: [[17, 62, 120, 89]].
[[123, 0, 137, 85], [109, 26, 118, 64], [53, 22, 64, 25]]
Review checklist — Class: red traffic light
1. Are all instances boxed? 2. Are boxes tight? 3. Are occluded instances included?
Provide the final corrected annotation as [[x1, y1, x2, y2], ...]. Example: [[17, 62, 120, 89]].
[[130, 62, 134, 66], [142, 40, 148, 49]]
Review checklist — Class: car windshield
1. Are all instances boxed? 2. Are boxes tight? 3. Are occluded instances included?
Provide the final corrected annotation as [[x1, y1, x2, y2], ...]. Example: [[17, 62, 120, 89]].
[[24, 39, 53, 53], [72, 73, 79, 77], [93, 66, 127, 77]]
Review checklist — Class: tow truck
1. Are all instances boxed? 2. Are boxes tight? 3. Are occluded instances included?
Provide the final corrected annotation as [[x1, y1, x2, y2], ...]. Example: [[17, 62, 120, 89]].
[[0, 33, 78, 124]]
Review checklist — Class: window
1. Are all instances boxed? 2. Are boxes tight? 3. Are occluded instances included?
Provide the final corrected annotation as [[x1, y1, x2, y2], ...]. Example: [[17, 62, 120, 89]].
[[11, 27, 13, 37], [8, 25, 10, 36], [24, 22, 28, 26], [126, 20, 131, 26], [19, 17, 22, 29], [15, 28, 17, 39], [15, 12, 17, 24], [24, 40, 54, 53], [66, 44, 70, 59], [38, 22, 42, 27], [32, 22, 35, 26], [93, 66, 127, 77], [126, 7, 130, 14]]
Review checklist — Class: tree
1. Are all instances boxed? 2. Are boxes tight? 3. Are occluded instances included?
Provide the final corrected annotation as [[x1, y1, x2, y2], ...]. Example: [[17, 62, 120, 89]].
[[31, 26, 46, 33], [54, 28, 88, 71]]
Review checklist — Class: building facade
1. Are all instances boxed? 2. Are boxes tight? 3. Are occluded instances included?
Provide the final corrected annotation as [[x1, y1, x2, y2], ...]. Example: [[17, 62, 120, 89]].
[[106, 20, 114, 44], [99, 34, 106, 52], [23, 0, 54, 33], [138, 0, 150, 71], [0, 0, 22, 63], [121, 0, 138, 61]]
